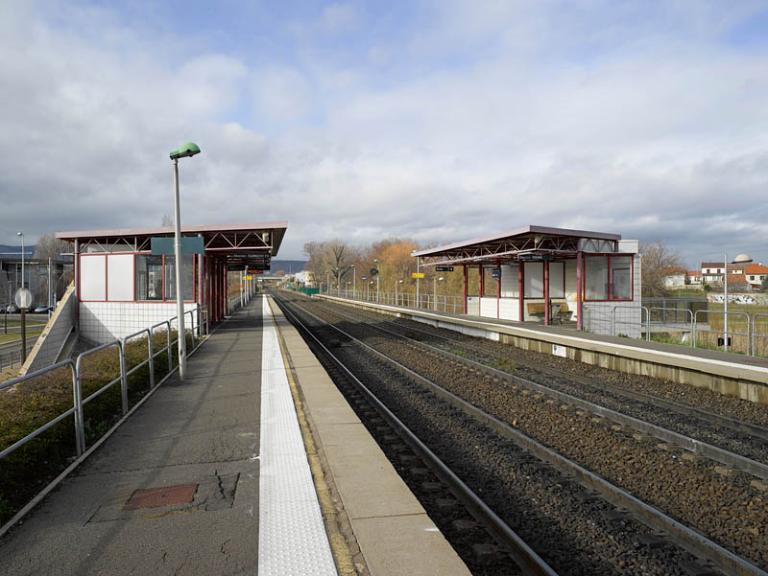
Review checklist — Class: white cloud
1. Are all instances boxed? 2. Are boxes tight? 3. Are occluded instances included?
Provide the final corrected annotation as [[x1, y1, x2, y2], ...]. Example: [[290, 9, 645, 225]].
[[1, 0, 768, 267]]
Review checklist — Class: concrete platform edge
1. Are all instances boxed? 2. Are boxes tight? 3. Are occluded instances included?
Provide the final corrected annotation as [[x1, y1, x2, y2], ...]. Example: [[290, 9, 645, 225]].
[[318, 295, 768, 405], [268, 295, 472, 576]]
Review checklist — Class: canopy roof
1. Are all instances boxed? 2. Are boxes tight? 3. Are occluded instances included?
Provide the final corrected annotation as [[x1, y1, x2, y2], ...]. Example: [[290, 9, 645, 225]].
[[56, 222, 288, 270], [412, 225, 622, 266]]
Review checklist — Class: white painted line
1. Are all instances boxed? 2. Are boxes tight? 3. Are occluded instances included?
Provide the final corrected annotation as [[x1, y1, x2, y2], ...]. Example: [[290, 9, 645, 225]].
[[259, 295, 337, 576]]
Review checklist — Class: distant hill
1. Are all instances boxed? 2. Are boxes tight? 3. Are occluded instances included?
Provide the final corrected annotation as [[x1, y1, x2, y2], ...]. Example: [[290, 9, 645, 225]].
[[269, 259, 307, 274], [0, 245, 34, 255]]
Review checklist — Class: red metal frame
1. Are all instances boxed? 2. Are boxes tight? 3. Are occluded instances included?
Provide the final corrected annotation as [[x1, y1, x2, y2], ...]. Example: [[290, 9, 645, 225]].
[[576, 251, 583, 329], [543, 261, 550, 325], [518, 263, 524, 321], [463, 265, 468, 314]]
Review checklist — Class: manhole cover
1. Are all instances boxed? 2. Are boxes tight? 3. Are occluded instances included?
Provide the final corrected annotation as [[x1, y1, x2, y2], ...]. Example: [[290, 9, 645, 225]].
[[123, 483, 198, 511]]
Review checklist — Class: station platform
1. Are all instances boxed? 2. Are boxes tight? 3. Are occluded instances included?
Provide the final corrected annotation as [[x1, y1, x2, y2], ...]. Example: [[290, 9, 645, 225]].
[[317, 295, 768, 405], [0, 296, 468, 576]]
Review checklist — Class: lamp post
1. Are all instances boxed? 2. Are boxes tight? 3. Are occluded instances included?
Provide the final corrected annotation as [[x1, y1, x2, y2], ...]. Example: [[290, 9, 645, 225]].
[[351, 265, 356, 299], [16, 232, 24, 289], [169, 142, 201, 381], [396, 279, 403, 306], [723, 252, 752, 352], [374, 259, 380, 303]]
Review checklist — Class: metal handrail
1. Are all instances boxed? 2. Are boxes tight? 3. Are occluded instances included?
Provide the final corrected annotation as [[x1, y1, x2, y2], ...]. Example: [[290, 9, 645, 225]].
[[0, 308, 206, 464]]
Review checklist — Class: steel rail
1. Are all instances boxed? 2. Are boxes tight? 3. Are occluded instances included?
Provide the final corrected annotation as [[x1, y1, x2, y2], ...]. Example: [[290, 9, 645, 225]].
[[274, 294, 559, 576], [283, 294, 768, 576], [319, 301, 768, 481]]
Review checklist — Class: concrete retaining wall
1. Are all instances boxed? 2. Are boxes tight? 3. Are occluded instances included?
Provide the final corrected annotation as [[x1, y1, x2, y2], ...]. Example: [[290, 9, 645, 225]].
[[316, 294, 768, 406], [20, 283, 76, 375]]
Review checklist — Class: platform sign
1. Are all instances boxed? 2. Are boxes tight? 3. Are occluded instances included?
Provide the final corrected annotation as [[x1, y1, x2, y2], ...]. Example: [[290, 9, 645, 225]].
[[151, 236, 205, 256], [435, 266, 454, 272], [411, 272, 425, 279], [243, 275, 254, 280]]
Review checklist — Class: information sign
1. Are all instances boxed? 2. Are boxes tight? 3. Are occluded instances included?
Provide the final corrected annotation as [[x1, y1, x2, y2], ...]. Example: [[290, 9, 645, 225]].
[[151, 236, 205, 256], [411, 272, 425, 279], [435, 266, 454, 272]]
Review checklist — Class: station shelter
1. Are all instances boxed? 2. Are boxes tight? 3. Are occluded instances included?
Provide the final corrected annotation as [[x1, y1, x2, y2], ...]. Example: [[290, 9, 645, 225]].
[[56, 222, 287, 343], [412, 225, 641, 336]]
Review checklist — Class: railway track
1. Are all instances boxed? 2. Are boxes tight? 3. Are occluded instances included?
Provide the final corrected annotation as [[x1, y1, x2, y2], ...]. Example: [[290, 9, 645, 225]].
[[352, 305, 768, 443], [313, 299, 768, 474], [274, 291, 768, 576]]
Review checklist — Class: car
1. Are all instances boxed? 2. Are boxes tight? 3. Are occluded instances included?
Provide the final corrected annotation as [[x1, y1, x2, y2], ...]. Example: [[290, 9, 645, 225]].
[[33, 305, 52, 314], [6, 304, 19, 314]]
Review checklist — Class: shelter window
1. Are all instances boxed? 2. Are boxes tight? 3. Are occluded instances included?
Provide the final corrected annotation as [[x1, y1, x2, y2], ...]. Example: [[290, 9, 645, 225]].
[[164, 255, 195, 301], [549, 262, 565, 298], [524, 262, 544, 298], [135, 256, 163, 300], [610, 256, 632, 300], [584, 255, 633, 301]]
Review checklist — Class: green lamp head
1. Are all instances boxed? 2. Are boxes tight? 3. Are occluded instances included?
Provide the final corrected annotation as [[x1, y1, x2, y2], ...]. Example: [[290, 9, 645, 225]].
[[170, 142, 201, 160]]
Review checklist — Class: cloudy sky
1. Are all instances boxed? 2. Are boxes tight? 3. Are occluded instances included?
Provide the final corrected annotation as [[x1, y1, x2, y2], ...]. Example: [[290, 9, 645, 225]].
[[2, 0, 768, 265]]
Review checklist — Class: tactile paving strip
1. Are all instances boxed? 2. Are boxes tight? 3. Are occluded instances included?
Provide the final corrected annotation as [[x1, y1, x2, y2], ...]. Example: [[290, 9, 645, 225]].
[[259, 296, 337, 576]]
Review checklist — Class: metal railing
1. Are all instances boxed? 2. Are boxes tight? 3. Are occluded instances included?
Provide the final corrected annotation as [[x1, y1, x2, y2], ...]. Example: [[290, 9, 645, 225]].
[[321, 285, 768, 359], [326, 288, 465, 314], [1, 309, 205, 463]]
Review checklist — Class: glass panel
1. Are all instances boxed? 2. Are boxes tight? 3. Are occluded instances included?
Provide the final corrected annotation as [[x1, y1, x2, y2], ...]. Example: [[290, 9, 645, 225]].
[[482, 267, 498, 297], [611, 255, 632, 300], [135, 255, 163, 300], [585, 256, 608, 300], [524, 262, 544, 298], [500, 264, 518, 297], [164, 255, 194, 300], [549, 262, 565, 298]]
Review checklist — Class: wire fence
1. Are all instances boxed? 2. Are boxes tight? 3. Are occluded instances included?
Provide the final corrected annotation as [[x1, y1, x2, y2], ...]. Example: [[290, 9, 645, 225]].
[[319, 286, 768, 359], [0, 307, 208, 529], [325, 287, 465, 314]]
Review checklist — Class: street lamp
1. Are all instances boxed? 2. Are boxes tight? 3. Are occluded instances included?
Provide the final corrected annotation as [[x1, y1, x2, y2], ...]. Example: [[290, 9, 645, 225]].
[[374, 259, 380, 303], [169, 141, 201, 380], [395, 279, 404, 306], [351, 265, 356, 299], [16, 232, 24, 289], [723, 252, 752, 352]]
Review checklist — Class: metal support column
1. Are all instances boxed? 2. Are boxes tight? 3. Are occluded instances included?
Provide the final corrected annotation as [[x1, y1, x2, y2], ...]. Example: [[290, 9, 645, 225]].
[[576, 252, 583, 330], [463, 265, 468, 314], [518, 262, 525, 322], [544, 260, 550, 326]]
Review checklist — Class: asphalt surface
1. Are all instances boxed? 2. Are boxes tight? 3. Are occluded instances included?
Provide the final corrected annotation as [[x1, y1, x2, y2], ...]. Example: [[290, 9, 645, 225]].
[[0, 302, 264, 576]]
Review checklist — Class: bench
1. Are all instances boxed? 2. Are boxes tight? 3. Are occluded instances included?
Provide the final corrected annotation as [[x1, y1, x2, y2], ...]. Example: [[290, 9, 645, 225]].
[[526, 301, 571, 323]]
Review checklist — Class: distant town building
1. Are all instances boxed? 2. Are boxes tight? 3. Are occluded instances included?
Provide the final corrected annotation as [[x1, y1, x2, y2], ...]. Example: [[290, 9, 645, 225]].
[[745, 263, 768, 289], [293, 270, 316, 287]]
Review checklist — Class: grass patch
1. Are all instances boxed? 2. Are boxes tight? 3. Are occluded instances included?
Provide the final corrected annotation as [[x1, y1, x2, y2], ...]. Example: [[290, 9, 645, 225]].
[[493, 357, 517, 372]]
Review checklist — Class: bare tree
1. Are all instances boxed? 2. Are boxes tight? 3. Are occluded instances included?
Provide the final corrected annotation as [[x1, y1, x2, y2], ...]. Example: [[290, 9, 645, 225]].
[[33, 233, 66, 261], [640, 241, 684, 297]]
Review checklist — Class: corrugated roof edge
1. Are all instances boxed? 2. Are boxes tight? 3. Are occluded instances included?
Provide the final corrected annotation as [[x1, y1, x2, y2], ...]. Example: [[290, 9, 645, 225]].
[[411, 225, 622, 257], [54, 221, 288, 240]]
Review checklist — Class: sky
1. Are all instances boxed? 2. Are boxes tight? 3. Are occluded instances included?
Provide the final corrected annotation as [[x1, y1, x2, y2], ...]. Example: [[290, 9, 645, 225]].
[[2, 0, 768, 266]]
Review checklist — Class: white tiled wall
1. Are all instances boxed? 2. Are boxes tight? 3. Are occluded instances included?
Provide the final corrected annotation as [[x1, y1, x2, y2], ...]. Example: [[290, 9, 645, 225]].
[[80, 302, 200, 343]]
